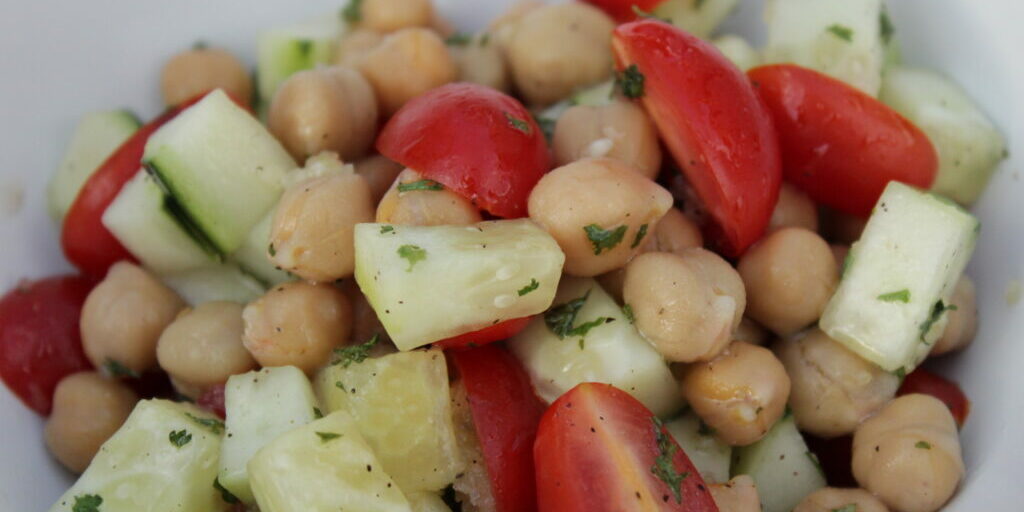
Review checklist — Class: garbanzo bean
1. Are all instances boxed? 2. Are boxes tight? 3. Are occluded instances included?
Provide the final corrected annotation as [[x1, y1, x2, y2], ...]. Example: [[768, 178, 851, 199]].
[[794, 487, 890, 512], [709, 475, 761, 512], [641, 208, 703, 254], [682, 341, 791, 446], [852, 394, 964, 512], [156, 301, 257, 389], [376, 169, 482, 226], [81, 262, 185, 376], [553, 100, 662, 179], [44, 372, 138, 473], [354, 154, 405, 203], [242, 282, 353, 374], [528, 157, 672, 276], [769, 183, 818, 232], [738, 227, 838, 336], [774, 328, 899, 438], [449, 34, 511, 92], [932, 276, 977, 356], [488, 0, 544, 50], [334, 29, 384, 68], [734, 317, 768, 346], [160, 47, 252, 107], [268, 66, 378, 162], [359, 28, 457, 117], [506, 3, 615, 105], [357, 0, 434, 33], [679, 247, 746, 329]]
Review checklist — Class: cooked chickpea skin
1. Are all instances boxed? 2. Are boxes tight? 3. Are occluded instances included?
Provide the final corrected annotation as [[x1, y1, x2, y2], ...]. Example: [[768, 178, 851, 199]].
[[334, 29, 384, 68], [852, 394, 964, 512], [794, 487, 890, 512], [337, 280, 393, 353], [268, 66, 378, 162], [242, 282, 353, 374], [44, 372, 138, 473], [357, 0, 434, 33], [160, 47, 252, 107], [932, 276, 978, 356], [376, 169, 482, 226], [359, 28, 457, 117], [682, 342, 792, 446], [354, 154, 405, 203], [709, 475, 761, 512], [733, 317, 769, 346], [156, 301, 257, 390], [738, 227, 838, 336], [679, 247, 746, 329], [449, 34, 511, 92], [528, 157, 673, 277], [774, 328, 899, 438], [553, 100, 662, 180], [506, 3, 615, 105], [769, 183, 819, 232], [269, 162, 375, 282], [488, 0, 543, 52], [81, 262, 186, 376]]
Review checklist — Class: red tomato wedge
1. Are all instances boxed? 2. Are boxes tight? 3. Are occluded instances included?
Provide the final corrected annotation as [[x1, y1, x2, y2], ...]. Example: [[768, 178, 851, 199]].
[[376, 83, 550, 219], [0, 275, 95, 415], [433, 316, 533, 350], [897, 368, 970, 428], [535, 382, 718, 512], [612, 20, 781, 258], [451, 345, 546, 512], [748, 64, 938, 217], [197, 383, 227, 419], [583, 0, 663, 23]]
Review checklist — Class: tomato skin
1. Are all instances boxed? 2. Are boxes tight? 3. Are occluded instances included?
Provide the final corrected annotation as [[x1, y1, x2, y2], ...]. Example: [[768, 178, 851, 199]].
[[748, 64, 938, 217], [612, 20, 781, 258], [197, 383, 227, 419], [0, 275, 95, 415], [376, 83, 550, 219], [582, 0, 663, 23], [433, 316, 533, 350], [451, 345, 546, 512], [534, 383, 718, 512], [897, 368, 970, 427]]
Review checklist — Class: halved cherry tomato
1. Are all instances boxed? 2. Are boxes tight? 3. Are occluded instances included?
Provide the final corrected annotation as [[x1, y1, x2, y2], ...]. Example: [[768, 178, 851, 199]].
[[583, 0, 663, 23], [748, 64, 938, 217], [433, 316, 533, 350], [0, 275, 95, 415], [897, 368, 970, 428], [451, 345, 546, 512], [197, 383, 227, 419], [376, 83, 550, 219], [612, 20, 781, 258], [535, 382, 718, 512]]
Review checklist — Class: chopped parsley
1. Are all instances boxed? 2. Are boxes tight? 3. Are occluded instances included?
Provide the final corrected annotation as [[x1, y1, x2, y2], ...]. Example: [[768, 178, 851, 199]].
[[631, 5, 670, 22], [333, 334, 379, 367], [805, 450, 826, 478], [615, 64, 646, 99], [827, 24, 854, 42], [341, 0, 363, 23], [631, 223, 649, 249], [313, 406, 324, 419], [335, 380, 346, 390], [296, 39, 314, 57], [505, 112, 532, 134], [214, 477, 240, 504], [444, 32, 473, 46], [915, 440, 932, 450], [650, 417, 687, 504], [571, 317, 615, 341], [397, 179, 444, 192], [584, 224, 628, 255], [920, 300, 957, 342], [880, 9, 895, 44], [840, 251, 855, 278], [518, 278, 540, 296], [534, 114, 556, 143], [877, 289, 911, 303], [72, 494, 103, 512], [380, 225, 395, 234], [316, 431, 342, 442], [894, 366, 907, 381], [103, 358, 138, 379], [185, 412, 225, 435], [622, 303, 635, 324], [169, 429, 192, 448], [398, 244, 427, 271], [831, 505, 857, 512], [268, 243, 277, 257]]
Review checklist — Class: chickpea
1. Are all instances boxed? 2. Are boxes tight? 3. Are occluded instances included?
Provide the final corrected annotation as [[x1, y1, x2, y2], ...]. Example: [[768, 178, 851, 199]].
[[376, 169, 482, 226], [852, 394, 964, 512], [932, 276, 977, 356], [734, 317, 769, 346], [44, 372, 138, 473], [769, 183, 818, 232], [528, 158, 672, 276], [794, 487, 890, 512], [506, 3, 615, 105], [268, 66, 378, 162], [334, 29, 384, 68], [156, 301, 257, 390], [553, 100, 662, 180], [709, 475, 761, 512], [269, 163, 375, 282], [488, 0, 544, 53], [169, 375, 205, 401], [354, 154, 405, 203], [774, 328, 899, 438], [820, 206, 867, 245], [357, 0, 434, 33], [430, 12, 457, 39], [682, 342, 791, 446], [640, 208, 704, 255], [359, 28, 457, 117], [449, 34, 511, 92], [337, 280, 394, 354], [738, 227, 838, 336], [242, 282, 353, 374], [678, 247, 746, 330], [160, 47, 252, 107], [81, 262, 186, 376]]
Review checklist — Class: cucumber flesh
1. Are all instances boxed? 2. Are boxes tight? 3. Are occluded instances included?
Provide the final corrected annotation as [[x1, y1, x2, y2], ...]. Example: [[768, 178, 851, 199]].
[[731, 414, 826, 512], [232, 211, 294, 287], [570, 80, 614, 107], [160, 263, 266, 305], [712, 34, 760, 71], [664, 410, 732, 484], [257, 14, 342, 109], [654, 0, 739, 39], [407, 492, 452, 512]]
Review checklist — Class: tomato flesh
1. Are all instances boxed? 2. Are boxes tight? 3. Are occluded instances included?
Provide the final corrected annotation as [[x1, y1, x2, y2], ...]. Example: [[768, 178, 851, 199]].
[[897, 368, 970, 427], [583, 0, 664, 23], [433, 316, 533, 350]]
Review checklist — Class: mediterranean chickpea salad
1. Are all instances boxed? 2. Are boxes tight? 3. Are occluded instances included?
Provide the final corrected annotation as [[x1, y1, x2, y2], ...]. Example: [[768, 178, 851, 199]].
[[0, 0, 1007, 511]]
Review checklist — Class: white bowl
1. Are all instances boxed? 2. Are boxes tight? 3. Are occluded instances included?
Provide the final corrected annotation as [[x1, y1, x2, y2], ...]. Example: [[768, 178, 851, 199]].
[[0, 0, 1021, 509]]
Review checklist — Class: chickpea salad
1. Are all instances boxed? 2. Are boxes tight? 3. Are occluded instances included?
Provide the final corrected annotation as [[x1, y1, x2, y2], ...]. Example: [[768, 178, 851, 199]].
[[0, 0, 1007, 511]]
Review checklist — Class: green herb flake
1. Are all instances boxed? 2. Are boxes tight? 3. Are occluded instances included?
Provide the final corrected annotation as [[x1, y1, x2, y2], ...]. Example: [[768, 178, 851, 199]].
[[103, 358, 138, 379], [504, 112, 532, 134], [631, 5, 670, 22], [72, 494, 103, 512], [880, 9, 895, 44], [805, 450, 826, 478], [534, 114, 556, 143], [316, 431, 342, 443], [313, 406, 324, 419], [615, 64, 646, 99], [827, 24, 854, 42], [169, 429, 192, 448], [444, 32, 473, 46], [518, 279, 540, 296], [631, 223, 649, 249], [841, 251, 855, 278], [650, 417, 687, 504], [584, 224, 628, 255], [878, 289, 911, 303], [831, 505, 858, 512], [335, 380, 346, 390], [185, 412, 225, 435], [214, 477, 240, 504], [380, 225, 395, 234], [545, 290, 597, 339], [333, 334, 379, 367], [622, 304, 635, 324], [915, 440, 932, 449], [268, 243, 277, 257], [920, 300, 956, 343], [341, 0, 363, 23], [296, 39, 314, 57], [894, 366, 907, 381], [397, 244, 427, 271], [397, 179, 445, 192]]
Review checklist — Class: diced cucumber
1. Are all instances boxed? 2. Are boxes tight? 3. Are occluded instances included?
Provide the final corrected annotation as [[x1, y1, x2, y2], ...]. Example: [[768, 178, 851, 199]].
[[712, 34, 761, 71], [248, 410, 411, 512], [232, 211, 294, 287], [314, 350, 464, 493], [731, 413, 826, 512], [664, 410, 732, 484], [820, 182, 979, 372], [570, 80, 614, 107], [257, 14, 342, 108], [508, 277, 684, 418], [353, 220, 565, 351], [48, 109, 139, 221], [880, 67, 1008, 205], [763, 0, 885, 96], [49, 400, 224, 512], [161, 263, 266, 305], [143, 90, 297, 254], [654, 0, 739, 39], [219, 366, 320, 504], [407, 492, 452, 512]]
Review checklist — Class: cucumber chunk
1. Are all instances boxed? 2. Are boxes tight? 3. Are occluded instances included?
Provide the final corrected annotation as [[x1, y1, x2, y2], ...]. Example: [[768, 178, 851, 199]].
[[570, 80, 614, 107], [219, 366, 320, 504], [880, 67, 1008, 205], [314, 349, 464, 493], [354, 220, 565, 351], [664, 410, 732, 484], [257, 14, 342, 109], [143, 90, 296, 254], [712, 34, 760, 71], [653, 0, 739, 39], [248, 410, 411, 512], [407, 492, 452, 512], [731, 413, 826, 512], [508, 277, 683, 418], [232, 211, 294, 287], [161, 263, 266, 305], [49, 400, 224, 512], [49, 109, 139, 221], [820, 182, 979, 372]]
